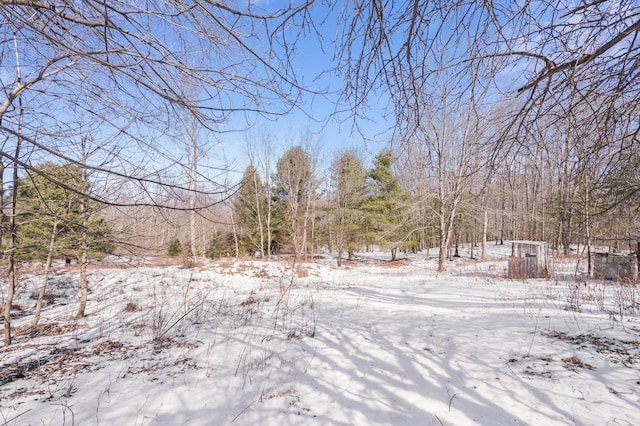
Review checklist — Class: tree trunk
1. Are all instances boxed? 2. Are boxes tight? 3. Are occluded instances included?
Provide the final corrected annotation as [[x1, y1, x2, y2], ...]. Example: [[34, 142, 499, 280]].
[[264, 146, 273, 260], [77, 232, 88, 317], [3, 155, 18, 346], [0, 161, 4, 256], [310, 202, 316, 260], [3, 83, 23, 346], [481, 209, 488, 261], [584, 174, 592, 277], [337, 215, 344, 267], [76, 141, 89, 318], [231, 212, 239, 258], [437, 204, 447, 272], [4, 253, 15, 346], [253, 170, 265, 258], [34, 220, 59, 327]]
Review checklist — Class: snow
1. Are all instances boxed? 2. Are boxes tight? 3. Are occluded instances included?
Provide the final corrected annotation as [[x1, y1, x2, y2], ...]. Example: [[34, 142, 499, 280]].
[[1, 246, 640, 425]]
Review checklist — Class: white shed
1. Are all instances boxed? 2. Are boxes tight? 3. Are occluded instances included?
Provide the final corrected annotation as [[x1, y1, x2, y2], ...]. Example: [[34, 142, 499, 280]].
[[508, 241, 548, 278]]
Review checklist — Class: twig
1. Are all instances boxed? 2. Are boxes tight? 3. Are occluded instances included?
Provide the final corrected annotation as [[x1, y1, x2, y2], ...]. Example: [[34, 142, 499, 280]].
[[527, 308, 542, 357], [1, 409, 32, 426], [231, 397, 259, 423], [434, 414, 444, 425], [155, 298, 207, 341], [446, 387, 458, 412]]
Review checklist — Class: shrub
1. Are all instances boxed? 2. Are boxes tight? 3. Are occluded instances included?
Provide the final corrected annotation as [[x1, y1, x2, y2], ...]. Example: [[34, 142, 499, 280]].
[[167, 239, 183, 257]]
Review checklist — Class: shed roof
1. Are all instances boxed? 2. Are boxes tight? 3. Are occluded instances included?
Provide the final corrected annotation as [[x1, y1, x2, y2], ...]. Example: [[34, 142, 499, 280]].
[[509, 240, 546, 246]]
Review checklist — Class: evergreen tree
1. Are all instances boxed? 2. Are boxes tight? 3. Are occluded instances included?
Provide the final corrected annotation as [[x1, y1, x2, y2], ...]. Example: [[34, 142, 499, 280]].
[[13, 162, 112, 326], [273, 146, 317, 257], [330, 151, 367, 265], [234, 165, 268, 256], [167, 238, 183, 257], [363, 149, 408, 260], [206, 230, 235, 259], [15, 163, 112, 262]]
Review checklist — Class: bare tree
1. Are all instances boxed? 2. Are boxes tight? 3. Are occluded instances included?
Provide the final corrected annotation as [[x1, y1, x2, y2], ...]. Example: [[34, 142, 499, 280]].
[[251, 132, 277, 259], [76, 137, 90, 317], [0, 1, 317, 345], [2, 25, 25, 344], [2, 91, 22, 346], [333, 0, 640, 268], [0, 1, 317, 209], [399, 113, 490, 270], [174, 94, 208, 261], [246, 140, 271, 258]]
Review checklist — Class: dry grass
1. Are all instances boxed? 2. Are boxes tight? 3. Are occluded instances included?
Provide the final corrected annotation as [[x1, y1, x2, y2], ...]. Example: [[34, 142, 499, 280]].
[[13, 322, 84, 339], [153, 256, 186, 267], [562, 356, 594, 371], [296, 266, 310, 277], [376, 259, 410, 268], [123, 302, 141, 312], [0, 303, 29, 312]]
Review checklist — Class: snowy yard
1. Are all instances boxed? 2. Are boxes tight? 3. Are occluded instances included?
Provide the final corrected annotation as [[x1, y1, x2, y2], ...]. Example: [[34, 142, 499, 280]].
[[1, 248, 639, 425]]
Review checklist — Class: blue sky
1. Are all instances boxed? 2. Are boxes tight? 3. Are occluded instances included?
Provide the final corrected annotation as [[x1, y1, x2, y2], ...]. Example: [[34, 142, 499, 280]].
[[214, 3, 395, 176]]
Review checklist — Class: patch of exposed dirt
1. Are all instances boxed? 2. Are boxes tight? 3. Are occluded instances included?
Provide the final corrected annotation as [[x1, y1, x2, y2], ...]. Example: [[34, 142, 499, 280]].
[[507, 352, 595, 378], [562, 356, 594, 371], [542, 330, 640, 367], [378, 259, 410, 268], [16, 322, 85, 339], [0, 347, 82, 387]]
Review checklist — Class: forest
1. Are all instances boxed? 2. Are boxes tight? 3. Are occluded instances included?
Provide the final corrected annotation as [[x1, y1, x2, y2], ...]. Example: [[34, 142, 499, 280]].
[[1, 0, 639, 348]]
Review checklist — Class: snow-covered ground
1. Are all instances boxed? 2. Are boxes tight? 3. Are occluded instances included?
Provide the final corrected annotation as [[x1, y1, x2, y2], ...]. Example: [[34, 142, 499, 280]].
[[1, 245, 639, 425]]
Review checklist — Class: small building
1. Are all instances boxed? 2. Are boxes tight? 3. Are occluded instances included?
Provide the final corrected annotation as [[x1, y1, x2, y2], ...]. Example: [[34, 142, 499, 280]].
[[593, 253, 638, 282], [508, 241, 548, 278]]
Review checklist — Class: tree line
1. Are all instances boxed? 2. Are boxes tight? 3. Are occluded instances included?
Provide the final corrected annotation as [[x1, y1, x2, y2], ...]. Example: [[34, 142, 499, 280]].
[[229, 146, 408, 265], [6, 135, 637, 267], [155, 136, 638, 276]]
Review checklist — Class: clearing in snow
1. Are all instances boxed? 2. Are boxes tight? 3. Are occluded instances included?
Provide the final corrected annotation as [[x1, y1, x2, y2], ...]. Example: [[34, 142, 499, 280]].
[[1, 246, 639, 425]]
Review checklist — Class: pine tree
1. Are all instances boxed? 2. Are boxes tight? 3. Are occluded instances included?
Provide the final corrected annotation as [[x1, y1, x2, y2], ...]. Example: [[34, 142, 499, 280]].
[[330, 151, 367, 265], [206, 230, 235, 259], [234, 165, 268, 256], [167, 238, 183, 257], [14, 162, 112, 326], [15, 163, 112, 262], [273, 146, 317, 257], [363, 149, 408, 260]]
